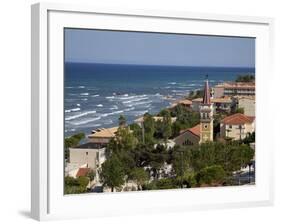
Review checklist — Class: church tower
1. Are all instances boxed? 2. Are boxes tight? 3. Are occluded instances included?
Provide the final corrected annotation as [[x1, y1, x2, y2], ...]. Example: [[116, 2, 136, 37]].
[[199, 77, 214, 143]]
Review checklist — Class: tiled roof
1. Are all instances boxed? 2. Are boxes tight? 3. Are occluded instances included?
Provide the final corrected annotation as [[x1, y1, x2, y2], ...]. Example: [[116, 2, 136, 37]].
[[88, 127, 118, 138], [76, 168, 90, 178], [221, 113, 255, 125], [180, 124, 201, 137], [188, 124, 201, 137]]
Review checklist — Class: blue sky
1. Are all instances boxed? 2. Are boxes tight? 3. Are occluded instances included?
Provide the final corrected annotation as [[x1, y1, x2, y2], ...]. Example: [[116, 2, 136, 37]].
[[65, 28, 255, 67]]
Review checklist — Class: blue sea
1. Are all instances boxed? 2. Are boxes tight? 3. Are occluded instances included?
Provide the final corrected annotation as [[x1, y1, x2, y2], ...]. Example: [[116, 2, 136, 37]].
[[64, 63, 255, 136]]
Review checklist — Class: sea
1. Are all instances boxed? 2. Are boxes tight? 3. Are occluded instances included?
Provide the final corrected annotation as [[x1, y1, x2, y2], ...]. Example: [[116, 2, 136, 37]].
[[64, 62, 255, 137]]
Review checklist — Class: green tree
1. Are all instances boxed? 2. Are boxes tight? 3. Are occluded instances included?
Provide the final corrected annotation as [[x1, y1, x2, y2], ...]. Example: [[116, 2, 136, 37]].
[[236, 74, 255, 82], [87, 170, 96, 181], [64, 176, 88, 194], [118, 115, 126, 127], [107, 126, 138, 155], [77, 176, 89, 188], [100, 154, 125, 192], [129, 168, 149, 190], [143, 113, 156, 144], [64, 132, 85, 161], [195, 165, 226, 186]]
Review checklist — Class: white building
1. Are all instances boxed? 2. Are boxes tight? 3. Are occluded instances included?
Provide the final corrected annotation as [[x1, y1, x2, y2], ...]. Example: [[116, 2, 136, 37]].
[[69, 142, 106, 170], [220, 113, 255, 140]]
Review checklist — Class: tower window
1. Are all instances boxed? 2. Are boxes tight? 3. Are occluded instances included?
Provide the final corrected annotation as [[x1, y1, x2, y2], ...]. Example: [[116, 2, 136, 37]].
[[204, 124, 208, 129]]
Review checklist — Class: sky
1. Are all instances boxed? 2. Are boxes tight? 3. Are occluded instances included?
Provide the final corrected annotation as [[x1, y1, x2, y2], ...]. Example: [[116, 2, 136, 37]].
[[65, 28, 255, 68]]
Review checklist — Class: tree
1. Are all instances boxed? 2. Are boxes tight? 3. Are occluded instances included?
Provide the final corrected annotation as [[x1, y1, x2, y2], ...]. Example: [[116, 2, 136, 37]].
[[64, 176, 88, 194], [64, 132, 85, 161], [77, 176, 89, 188], [195, 165, 226, 186], [100, 154, 125, 192], [235, 108, 244, 114], [143, 113, 156, 144], [107, 125, 138, 155], [236, 74, 255, 82], [162, 112, 172, 142], [118, 115, 126, 127], [129, 168, 149, 190], [87, 170, 96, 181]]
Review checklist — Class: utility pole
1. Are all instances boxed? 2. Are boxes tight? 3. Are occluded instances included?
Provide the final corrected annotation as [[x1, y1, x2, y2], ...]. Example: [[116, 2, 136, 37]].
[[141, 121, 145, 144]]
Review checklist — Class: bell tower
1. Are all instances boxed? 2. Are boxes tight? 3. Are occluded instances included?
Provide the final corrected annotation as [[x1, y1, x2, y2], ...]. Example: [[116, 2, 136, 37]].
[[199, 76, 214, 143]]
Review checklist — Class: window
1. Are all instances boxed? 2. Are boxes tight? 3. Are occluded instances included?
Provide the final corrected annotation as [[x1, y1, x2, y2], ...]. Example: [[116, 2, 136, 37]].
[[86, 152, 88, 155], [229, 125, 232, 129], [204, 124, 208, 129]]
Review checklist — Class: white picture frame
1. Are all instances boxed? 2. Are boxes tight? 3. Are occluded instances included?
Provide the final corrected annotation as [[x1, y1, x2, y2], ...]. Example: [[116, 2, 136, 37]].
[[31, 2, 274, 221]]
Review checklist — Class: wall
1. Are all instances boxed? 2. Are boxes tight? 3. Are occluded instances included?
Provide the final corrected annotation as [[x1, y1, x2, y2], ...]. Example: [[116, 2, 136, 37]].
[[0, 0, 280, 224]]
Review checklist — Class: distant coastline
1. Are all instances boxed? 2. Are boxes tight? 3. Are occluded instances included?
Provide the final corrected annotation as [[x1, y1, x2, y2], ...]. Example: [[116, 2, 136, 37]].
[[64, 63, 255, 136]]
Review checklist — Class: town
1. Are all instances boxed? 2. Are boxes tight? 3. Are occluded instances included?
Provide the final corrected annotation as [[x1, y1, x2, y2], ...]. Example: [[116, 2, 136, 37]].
[[64, 74, 255, 194]]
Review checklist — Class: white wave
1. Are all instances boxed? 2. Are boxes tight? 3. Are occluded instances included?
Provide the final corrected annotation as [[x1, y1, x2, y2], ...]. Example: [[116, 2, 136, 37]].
[[168, 82, 177, 85], [80, 93, 89, 96], [82, 98, 88, 101], [124, 107, 135, 112], [96, 104, 103, 107], [65, 110, 96, 121], [172, 90, 186, 93], [91, 94, 100, 97], [72, 116, 101, 125], [76, 104, 80, 107], [70, 129, 76, 131], [119, 94, 147, 100], [106, 96, 115, 99], [110, 105, 119, 110], [78, 86, 85, 88], [127, 100, 153, 107], [122, 97, 148, 104], [65, 108, 81, 113], [101, 110, 124, 117]]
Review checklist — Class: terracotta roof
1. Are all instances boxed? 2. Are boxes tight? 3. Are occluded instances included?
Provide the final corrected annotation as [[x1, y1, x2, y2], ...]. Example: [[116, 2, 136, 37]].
[[180, 124, 201, 137], [221, 113, 255, 125], [203, 79, 211, 104], [188, 124, 201, 137], [76, 168, 90, 178], [88, 127, 118, 138]]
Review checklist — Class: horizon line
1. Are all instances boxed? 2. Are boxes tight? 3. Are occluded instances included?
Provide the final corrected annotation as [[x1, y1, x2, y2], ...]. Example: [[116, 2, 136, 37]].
[[65, 61, 255, 69]]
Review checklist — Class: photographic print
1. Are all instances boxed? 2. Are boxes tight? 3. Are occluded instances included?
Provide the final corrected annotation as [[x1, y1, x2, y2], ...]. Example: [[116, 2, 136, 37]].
[[64, 29, 255, 194]]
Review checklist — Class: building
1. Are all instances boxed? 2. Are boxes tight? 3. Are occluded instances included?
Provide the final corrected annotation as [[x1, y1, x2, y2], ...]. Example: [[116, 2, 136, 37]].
[[220, 113, 255, 140], [192, 97, 232, 113], [171, 99, 192, 109], [199, 78, 214, 143], [174, 124, 200, 146], [65, 163, 88, 178], [134, 116, 177, 126], [69, 142, 106, 170], [213, 82, 255, 98], [174, 78, 214, 146], [88, 126, 118, 145], [232, 96, 255, 116]]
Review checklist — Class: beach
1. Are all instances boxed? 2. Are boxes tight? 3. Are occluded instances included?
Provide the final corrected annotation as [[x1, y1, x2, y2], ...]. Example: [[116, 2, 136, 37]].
[[64, 62, 254, 136]]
